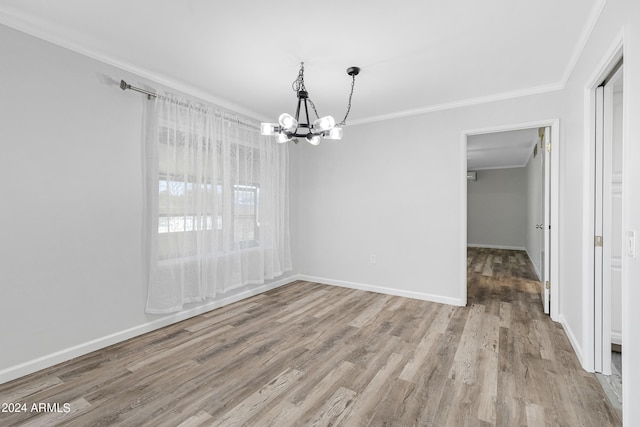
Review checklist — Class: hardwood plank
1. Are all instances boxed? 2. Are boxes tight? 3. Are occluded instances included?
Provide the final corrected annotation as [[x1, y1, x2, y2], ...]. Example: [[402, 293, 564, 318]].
[[482, 255, 494, 276], [338, 352, 406, 426], [399, 328, 443, 382], [209, 368, 302, 427], [525, 402, 545, 426], [499, 301, 511, 328], [174, 410, 212, 427], [126, 325, 234, 372], [0, 375, 63, 402], [255, 360, 354, 425], [476, 348, 499, 424], [410, 308, 469, 425], [21, 398, 91, 427], [348, 293, 391, 328], [367, 378, 415, 426], [449, 303, 485, 385], [532, 319, 556, 361], [305, 386, 357, 426], [185, 303, 260, 332]]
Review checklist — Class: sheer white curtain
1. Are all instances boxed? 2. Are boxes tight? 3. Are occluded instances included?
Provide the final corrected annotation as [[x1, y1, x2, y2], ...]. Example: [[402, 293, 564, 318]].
[[143, 91, 291, 314]]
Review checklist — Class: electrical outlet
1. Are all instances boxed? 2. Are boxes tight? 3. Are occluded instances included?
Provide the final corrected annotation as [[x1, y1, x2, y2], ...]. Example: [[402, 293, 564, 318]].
[[370, 254, 377, 264]]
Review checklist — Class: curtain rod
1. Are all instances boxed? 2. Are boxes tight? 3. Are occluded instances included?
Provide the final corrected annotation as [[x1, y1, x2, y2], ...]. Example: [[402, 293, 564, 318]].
[[119, 79, 260, 130], [120, 80, 156, 99]]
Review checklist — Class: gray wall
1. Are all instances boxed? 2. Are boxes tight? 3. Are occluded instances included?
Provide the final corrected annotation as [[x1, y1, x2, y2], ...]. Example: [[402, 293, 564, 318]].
[[296, 92, 563, 307], [467, 168, 527, 249], [0, 23, 300, 381]]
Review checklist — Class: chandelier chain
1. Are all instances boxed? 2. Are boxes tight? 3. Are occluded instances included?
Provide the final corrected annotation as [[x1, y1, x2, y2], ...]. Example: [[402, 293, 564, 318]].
[[307, 99, 320, 120], [291, 63, 306, 92], [338, 74, 356, 126], [292, 62, 320, 120]]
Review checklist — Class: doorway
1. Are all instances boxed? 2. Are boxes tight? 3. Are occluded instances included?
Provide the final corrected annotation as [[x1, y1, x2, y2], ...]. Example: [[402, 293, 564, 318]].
[[462, 121, 559, 319]]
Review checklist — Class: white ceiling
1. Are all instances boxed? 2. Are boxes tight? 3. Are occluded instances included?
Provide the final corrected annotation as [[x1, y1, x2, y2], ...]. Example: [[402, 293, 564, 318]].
[[467, 128, 540, 170], [0, 0, 604, 127]]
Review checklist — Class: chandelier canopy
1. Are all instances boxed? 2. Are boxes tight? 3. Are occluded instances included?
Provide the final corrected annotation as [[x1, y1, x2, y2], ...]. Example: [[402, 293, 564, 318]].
[[261, 62, 360, 145]]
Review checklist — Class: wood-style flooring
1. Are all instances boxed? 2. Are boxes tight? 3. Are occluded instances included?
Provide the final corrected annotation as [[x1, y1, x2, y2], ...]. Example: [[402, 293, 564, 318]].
[[0, 248, 621, 426]]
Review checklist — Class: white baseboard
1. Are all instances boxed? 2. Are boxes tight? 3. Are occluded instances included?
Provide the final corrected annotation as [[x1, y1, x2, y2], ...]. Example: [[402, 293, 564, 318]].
[[298, 275, 465, 307], [1, 273, 464, 384], [0, 275, 301, 385], [611, 331, 622, 346], [557, 313, 590, 372], [467, 244, 526, 251], [525, 249, 542, 281]]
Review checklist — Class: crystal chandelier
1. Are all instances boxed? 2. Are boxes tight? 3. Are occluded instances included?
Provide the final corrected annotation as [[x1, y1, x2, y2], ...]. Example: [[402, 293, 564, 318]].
[[261, 62, 360, 145]]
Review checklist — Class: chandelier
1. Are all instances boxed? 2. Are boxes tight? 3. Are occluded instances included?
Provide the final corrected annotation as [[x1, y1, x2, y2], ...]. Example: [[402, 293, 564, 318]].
[[261, 62, 360, 145]]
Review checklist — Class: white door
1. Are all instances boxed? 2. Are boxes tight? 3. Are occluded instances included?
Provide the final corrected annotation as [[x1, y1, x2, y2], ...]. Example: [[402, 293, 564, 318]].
[[540, 127, 551, 314], [594, 84, 606, 373], [606, 71, 624, 350], [595, 64, 624, 374]]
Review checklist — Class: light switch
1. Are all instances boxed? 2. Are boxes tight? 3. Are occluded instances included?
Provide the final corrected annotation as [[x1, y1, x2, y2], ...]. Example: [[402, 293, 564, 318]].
[[627, 230, 636, 258]]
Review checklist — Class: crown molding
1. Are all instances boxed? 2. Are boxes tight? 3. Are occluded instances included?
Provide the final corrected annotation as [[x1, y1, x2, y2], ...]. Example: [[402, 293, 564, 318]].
[[560, 0, 609, 85], [0, 8, 271, 123], [0, 0, 609, 127], [348, 81, 564, 126], [330, 0, 609, 127]]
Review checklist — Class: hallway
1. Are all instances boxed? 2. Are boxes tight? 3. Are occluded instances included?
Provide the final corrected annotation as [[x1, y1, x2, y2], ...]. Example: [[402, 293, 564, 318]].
[[467, 247, 620, 425]]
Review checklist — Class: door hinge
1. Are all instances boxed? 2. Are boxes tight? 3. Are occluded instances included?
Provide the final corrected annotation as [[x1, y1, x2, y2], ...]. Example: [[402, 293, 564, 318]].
[[546, 142, 551, 153], [545, 281, 550, 290], [595, 235, 603, 247]]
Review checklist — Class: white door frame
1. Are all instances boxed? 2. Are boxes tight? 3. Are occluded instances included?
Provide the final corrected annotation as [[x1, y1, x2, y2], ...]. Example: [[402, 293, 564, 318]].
[[582, 34, 623, 373], [541, 127, 552, 315], [461, 119, 560, 321]]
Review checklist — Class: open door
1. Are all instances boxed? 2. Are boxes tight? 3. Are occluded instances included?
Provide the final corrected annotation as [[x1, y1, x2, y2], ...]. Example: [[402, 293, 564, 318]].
[[594, 84, 607, 373], [541, 127, 551, 314], [595, 62, 623, 375]]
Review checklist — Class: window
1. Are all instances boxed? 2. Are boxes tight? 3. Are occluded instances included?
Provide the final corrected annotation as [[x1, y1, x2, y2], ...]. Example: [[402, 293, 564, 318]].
[[156, 125, 262, 259], [158, 176, 259, 250], [232, 184, 260, 247], [158, 178, 213, 233], [144, 92, 291, 313]]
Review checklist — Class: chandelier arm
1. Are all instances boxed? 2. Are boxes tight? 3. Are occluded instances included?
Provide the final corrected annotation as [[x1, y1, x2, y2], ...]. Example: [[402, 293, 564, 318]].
[[338, 74, 357, 126], [295, 96, 302, 123], [303, 98, 312, 131]]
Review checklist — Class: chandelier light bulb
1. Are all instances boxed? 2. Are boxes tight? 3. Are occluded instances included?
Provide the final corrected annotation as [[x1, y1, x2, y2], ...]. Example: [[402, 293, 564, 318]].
[[278, 113, 298, 132], [313, 115, 336, 132], [275, 132, 292, 143], [306, 134, 321, 145], [260, 123, 279, 136], [324, 127, 343, 140]]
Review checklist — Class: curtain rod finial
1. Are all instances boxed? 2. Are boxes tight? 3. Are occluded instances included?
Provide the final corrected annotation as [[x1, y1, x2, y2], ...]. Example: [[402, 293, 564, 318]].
[[120, 80, 129, 91]]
